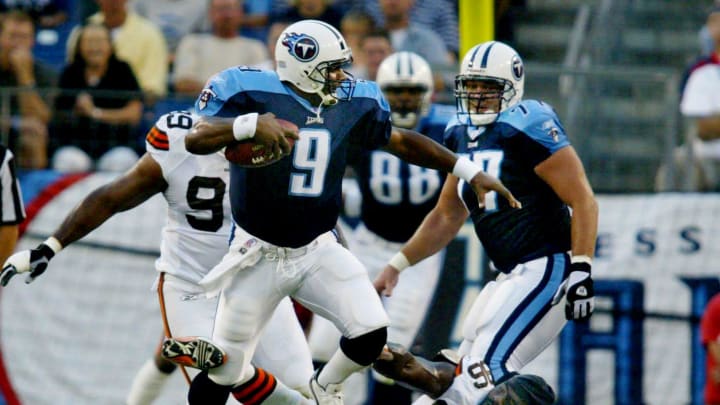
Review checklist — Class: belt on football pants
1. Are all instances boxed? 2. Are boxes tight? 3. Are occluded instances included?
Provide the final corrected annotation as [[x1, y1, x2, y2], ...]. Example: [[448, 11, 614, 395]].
[[262, 231, 338, 261]]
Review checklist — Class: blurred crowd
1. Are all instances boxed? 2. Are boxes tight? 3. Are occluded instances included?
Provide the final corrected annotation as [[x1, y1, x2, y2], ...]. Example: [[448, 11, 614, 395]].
[[0, 0, 524, 172]]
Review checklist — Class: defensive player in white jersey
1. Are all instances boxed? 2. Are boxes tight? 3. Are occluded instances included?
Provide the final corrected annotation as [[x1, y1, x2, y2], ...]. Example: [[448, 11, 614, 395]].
[[375, 41, 598, 403], [0, 111, 315, 405], [307, 51, 454, 404]]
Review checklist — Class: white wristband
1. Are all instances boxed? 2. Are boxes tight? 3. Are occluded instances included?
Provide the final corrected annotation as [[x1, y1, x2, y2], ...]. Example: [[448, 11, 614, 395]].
[[388, 252, 411, 272], [452, 156, 482, 182], [44, 237, 63, 254], [571, 255, 592, 265], [232, 113, 258, 141]]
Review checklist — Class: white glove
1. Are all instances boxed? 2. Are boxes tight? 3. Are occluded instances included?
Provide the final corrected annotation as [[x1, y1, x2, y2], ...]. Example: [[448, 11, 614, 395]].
[[1, 238, 62, 286], [552, 261, 595, 321]]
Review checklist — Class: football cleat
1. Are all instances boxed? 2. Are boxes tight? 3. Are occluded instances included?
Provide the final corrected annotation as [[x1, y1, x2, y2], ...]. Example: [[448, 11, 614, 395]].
[[161, 336, 226, 370], [309, 369, 344, 405]]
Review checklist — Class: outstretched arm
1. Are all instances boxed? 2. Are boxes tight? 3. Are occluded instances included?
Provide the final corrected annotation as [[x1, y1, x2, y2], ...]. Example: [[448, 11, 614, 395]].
[[1, 154, 167, 285], [53, 153, 168, 246], [373, 343, 456, 399], [383, 127, 520, 210], [374, 176, 468, 296]]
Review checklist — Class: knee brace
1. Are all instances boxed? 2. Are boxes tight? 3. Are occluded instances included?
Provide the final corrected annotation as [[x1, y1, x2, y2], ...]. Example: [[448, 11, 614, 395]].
[[340, 327, 387, 366]]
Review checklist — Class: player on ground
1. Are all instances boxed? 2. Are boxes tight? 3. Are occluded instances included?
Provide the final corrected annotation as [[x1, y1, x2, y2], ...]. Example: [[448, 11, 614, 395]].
[[1, 111, 314, 405], [374, 41, 599, 400], [183, 20, 520, 405], [307, 51, 454, 404], [372, 343, 556, 405]]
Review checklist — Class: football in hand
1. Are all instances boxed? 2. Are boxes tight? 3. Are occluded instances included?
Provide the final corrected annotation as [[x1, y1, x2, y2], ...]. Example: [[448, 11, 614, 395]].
[[224, 118, 298, 167]]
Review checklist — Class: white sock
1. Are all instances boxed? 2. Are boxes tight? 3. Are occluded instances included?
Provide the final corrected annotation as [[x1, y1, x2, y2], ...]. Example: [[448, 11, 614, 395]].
[[126, 359, 173, 405], [264, 380, 313, 405], [318, 349, 365, 387]]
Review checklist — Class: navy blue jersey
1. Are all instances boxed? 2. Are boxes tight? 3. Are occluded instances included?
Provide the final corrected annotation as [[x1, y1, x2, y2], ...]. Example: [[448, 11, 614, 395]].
[[444, 100, 572, 272], [351, 104, 454, 242], [195, 67, 392, 247]]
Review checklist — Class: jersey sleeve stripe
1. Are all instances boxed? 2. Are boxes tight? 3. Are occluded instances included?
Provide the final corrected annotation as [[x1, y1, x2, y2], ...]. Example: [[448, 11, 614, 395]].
[[146, 126, 169, 150]]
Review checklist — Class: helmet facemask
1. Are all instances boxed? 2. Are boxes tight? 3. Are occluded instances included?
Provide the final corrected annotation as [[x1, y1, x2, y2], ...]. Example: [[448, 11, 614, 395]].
[[382, 84, 428, 128], [455, 76, 515, 126], [455, 41, 525, 126], [308, 58, 356, 105]]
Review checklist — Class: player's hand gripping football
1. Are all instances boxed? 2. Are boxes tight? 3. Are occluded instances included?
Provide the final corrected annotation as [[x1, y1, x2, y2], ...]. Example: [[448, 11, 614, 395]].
[[552, 260, 595, 321], [1, 242, 57, 286], [468, 171, 522, 210], [254, 113, 300, 158]]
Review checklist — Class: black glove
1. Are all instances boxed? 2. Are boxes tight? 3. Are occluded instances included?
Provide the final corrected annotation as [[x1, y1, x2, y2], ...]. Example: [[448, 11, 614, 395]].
[[552, 261, 595, 321], [1, 242, 57, 286]]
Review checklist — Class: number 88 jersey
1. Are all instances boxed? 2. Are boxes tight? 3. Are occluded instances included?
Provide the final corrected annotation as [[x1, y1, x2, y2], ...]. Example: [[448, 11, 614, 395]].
[[146, 110, 231, 288]]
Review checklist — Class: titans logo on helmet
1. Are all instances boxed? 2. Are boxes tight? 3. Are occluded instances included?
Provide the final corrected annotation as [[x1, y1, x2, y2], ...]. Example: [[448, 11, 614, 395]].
[[282, 32, 319, 62], [511, 55, 524, 81]]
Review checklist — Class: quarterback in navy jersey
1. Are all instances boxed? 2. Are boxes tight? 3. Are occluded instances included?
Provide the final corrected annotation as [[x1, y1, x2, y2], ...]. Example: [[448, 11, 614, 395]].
[[307, 52, 454, 404], [375, 41, 599, 399], [182, 21, 519, 405]]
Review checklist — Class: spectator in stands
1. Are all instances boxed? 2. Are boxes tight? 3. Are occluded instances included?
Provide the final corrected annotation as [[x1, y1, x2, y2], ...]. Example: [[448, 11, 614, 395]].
[[672, 5, 720, 191], [240, 0, 273, 41], [359, 0, 458, 61], [130, 0, 207, 63], [0, 10, 56, 169], [355, 28, 393, 80], [0, 143, 25, 266], [701, 292, 720, 405], [340, 10, 375, 79], [0, 0, 68, 28], [52, 23, 143, 173], [68, 0, 168, 99], [271, 0, 344, 28], [172, 0, 267, 97]]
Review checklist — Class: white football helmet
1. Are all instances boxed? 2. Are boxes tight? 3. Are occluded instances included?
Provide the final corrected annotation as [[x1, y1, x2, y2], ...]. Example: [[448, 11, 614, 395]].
[[455, 41, 524, 126], [376, 51, 434, 128], [275, 19, 355, 105]]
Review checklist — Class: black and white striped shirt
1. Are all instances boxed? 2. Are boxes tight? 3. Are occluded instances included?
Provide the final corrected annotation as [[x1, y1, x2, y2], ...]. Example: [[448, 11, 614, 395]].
[[0, 145, 26, 225]]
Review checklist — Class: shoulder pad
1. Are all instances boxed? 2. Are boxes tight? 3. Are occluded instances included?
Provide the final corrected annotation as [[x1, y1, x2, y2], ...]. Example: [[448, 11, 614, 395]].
[[353, 80, 390, 111], [497, 100, 569, 151], [196, 68, 284, 115]]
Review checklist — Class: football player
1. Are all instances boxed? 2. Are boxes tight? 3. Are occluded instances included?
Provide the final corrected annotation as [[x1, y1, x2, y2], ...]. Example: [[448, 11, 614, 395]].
[[183, 19, 520, 405], [307, 51, 454, 404], [1, 111, 314, 405], [373, 343, 556, 405], [375, 40, 599, 397]]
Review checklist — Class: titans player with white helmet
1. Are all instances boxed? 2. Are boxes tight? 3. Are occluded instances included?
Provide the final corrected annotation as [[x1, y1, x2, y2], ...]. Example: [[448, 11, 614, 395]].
[[1, 111, 314, 405], [307, 51, 454, 404], [375, 41, 599, 402], [184, 20, 519, 405]]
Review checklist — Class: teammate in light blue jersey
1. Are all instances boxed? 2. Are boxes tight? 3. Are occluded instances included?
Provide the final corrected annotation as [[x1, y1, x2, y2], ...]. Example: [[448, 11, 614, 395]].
[[182, 21, 519, 405], [375, 41, 599, 403]]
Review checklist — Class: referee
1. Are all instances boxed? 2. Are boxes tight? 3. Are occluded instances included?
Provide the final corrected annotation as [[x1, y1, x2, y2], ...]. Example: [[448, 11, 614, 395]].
[[0, 144, 26, 265]]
